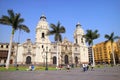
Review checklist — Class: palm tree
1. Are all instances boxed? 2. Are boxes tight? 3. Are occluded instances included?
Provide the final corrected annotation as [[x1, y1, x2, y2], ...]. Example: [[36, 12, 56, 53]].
[[84, 29, 100, 66], [104, 32, 119, 65], [47, 21, 65, 68], [0, 10, 30, 69]]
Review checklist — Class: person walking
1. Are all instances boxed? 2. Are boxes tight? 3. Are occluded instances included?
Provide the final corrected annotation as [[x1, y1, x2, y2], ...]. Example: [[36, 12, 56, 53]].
[[91, 64, 94, 71], [66, 64, 70, 72]]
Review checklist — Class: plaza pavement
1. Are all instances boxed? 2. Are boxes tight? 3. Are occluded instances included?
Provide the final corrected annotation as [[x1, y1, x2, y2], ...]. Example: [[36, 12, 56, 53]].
[[0, 66, 120, 80]]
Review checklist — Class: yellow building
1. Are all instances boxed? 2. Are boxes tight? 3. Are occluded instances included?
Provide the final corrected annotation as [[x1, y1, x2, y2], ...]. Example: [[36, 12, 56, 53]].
[[93, 41, 119, 64], [116, 39, 120, 63]]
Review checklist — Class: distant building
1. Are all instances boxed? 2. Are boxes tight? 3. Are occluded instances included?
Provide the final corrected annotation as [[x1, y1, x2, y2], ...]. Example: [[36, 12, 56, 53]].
[[116, 39, 120, 63], [0, 15, 89, 66], [0, 42, 17, 64], [93, 41, 119, 64]]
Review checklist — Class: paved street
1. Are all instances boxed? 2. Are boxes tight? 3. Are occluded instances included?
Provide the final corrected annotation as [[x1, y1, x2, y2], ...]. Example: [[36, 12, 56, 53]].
[[0, 66, 120, 80]]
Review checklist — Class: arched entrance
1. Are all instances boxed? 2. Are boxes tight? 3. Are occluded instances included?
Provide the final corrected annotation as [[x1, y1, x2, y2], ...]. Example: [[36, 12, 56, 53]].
[[75, 56, 78, 64], [10, 59, 13, 64], [75, 56, 78, 67], [53, 56, 56, 64], [26, 56, 31, 64], [64, 55, 69, 64]]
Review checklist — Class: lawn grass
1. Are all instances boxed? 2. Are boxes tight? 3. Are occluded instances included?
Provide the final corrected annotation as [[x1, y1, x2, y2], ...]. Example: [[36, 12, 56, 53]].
[[0, 66, 27, 71], [0, 66, 57, 71], [0, 64, 115, 71]]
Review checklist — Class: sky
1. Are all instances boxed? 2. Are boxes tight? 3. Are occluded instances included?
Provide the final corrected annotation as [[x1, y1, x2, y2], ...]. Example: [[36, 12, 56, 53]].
[[0, 0, 120, 45]]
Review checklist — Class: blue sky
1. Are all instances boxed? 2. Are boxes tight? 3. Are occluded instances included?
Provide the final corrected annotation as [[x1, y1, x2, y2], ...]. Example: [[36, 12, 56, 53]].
[[0, 0, 120, 44]]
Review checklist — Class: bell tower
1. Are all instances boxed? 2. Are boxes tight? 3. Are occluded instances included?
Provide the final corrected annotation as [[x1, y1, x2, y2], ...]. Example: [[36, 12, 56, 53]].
[[35, 14, 50, 44], [73, 22, 85, 46], [73, 22, 89, 64], [35, 14, 51, 64]]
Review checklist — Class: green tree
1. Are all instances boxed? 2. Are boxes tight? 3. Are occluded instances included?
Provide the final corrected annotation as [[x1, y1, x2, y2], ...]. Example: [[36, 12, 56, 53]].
[[104, 32, 119, 65], [47, 21, 65, 68], [0, 10, 30, 69], [84, 29, 100, 66]]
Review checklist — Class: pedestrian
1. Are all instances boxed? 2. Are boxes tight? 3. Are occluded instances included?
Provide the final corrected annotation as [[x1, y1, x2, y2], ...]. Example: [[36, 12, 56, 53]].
[[31, 65, 35, 71], [82, 64, 86, 72], [66, 64, 70, 72], [16, 64, 19, 70], [26, 65, 32, 71], [86, 64, 89, 71], [91, 64, 94, 71]]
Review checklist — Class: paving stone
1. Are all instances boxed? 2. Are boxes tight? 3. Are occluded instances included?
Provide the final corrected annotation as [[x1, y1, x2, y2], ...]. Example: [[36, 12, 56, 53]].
[[0, 66, 120, 80]]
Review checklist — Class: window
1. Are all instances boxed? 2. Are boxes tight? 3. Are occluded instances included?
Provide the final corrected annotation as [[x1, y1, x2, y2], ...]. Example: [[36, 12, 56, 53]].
[[54, 46, 56, 49], [1, 45, 3, 48], [11, 52, 13, 56], [81, 38, 83, 43], [76, 39, 78, 43], [12, 46, 14, 48], [42, 32, 45, 38], [6, 45, 8, 48], [53, 56, 56, 64], [42, 45, 44, 48]]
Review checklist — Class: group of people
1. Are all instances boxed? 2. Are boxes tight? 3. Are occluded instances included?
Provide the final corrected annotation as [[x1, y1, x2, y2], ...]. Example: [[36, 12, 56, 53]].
[[58, 63, 94, 72], [82, 63, 94, 72], [27, 65, 35, 71], [56, 64, 71, 72], [26, 63, 94, 72]]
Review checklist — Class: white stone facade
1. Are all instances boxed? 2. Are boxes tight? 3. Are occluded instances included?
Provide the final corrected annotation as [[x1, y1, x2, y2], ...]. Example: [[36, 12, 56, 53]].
[[17, 15, 89, 66]]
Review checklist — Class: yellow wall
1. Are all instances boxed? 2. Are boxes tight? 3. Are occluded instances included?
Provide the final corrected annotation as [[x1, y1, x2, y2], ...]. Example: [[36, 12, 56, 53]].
[[93, 41, 119, 64], [116, 39, 120, 63]]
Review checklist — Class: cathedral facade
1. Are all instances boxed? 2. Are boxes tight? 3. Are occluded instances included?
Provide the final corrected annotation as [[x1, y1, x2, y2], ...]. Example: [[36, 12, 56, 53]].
[[17, 15, 89, 66]]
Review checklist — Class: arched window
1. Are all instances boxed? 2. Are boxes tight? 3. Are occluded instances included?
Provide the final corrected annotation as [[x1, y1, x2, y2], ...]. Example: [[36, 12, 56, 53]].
[[81, 38, 83, 43], [42, 32, 45, 38], [26, 56, 31, 64], [53, 56, 56, 64], [64, 55, 69, 64]]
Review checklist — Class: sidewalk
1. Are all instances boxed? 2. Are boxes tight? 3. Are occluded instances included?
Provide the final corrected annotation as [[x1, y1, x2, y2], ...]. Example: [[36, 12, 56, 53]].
[[0, 66, 120, 80]]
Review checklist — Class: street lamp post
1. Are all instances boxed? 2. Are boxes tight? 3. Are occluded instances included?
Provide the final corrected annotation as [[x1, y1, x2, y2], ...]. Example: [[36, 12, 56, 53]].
[[45, 46, 48, 70]]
